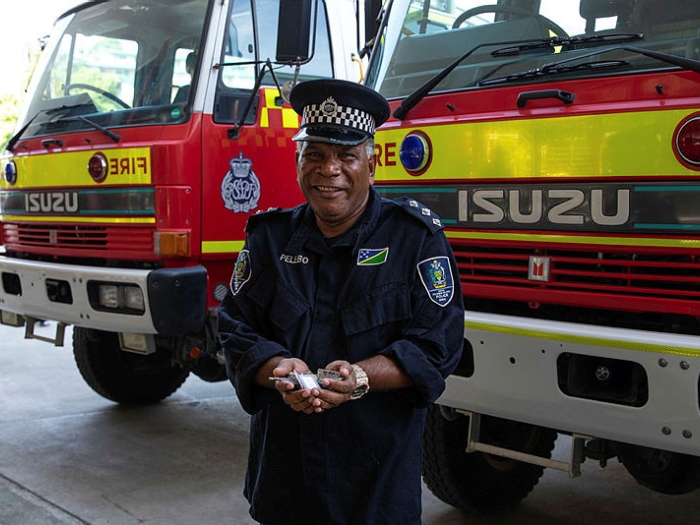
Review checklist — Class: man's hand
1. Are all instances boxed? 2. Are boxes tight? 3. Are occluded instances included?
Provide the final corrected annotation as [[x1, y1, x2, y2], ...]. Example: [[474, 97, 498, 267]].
[[310, 360, 358, 412], [270, 358, 321, 415]]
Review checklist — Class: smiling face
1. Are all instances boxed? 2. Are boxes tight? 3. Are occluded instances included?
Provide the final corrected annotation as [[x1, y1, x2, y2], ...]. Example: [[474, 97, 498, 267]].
[[296, 139, 376, 238]]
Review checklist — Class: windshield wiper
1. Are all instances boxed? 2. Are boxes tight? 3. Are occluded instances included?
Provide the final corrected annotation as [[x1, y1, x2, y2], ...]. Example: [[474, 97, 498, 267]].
[[491, 33, 643, 57], [391, 34, 645, 120], [480, 45, 700, 86], [5, 101, 107, 152], [76, 116, 120, 142], [5, 114, 39, 152], [620, 45, 700, 74], [393, 37, 560, 120], [480, 59, 630, 86], [392, 34, 700, 120]]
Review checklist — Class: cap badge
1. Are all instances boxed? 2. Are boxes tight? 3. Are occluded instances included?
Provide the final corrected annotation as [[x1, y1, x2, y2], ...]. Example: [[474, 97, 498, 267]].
[[320, 96, 338, 117]]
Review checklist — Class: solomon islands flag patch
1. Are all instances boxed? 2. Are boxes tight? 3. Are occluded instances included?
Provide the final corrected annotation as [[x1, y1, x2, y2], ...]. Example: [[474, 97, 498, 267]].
[[357, 247, 389, 265], [417, 256, 454, 307]]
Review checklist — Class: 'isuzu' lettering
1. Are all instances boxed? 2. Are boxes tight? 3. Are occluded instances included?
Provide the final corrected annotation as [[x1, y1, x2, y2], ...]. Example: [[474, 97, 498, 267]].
[[458, 188, 630, 226], [24, 192, 79, 213], [377, 182, 700, 233]]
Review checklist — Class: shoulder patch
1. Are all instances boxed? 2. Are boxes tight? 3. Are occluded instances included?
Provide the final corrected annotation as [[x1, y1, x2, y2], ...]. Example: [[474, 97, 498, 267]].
[[229, 249, 252, 295], [417, 256, 455, 307], [392, 197, 443, 233]]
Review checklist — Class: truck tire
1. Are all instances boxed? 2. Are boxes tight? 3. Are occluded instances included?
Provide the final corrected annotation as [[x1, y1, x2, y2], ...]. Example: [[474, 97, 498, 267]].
[[422, 404, 557, 513], [619, 444, 700, 495], [192, 355, 229, 382], [73, 327, 189, 404]]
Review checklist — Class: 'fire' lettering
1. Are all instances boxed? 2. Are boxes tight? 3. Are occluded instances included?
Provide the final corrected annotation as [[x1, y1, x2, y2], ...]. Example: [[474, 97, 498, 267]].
[[108, 156, 149, 175]]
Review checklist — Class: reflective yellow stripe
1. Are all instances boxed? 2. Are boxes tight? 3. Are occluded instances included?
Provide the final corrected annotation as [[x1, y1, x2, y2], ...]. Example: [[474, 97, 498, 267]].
[[201, 240, 245, 254], [5, 147, 152, 189], [0, 215, 155, 224], [465, 319, 700, 357], [375, 109, 697, 182], [446, 230, 700, 249]]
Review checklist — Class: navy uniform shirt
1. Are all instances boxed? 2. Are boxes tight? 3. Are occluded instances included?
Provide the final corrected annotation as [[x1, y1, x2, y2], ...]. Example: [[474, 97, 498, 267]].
[[218, 188, 464, 525]]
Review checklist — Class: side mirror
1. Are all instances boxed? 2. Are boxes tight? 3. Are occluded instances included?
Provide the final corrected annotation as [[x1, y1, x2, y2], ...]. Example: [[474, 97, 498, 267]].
[[276, 0, 314, 64]]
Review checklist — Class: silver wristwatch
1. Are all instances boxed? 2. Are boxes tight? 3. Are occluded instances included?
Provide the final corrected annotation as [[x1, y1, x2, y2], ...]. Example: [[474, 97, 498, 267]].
[[350, 364, 370, 400]]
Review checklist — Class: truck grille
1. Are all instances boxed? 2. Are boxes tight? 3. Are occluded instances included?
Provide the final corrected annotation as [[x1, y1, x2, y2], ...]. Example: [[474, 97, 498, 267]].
[[452, 240, 700, 316], [1, 223, 154, 260]]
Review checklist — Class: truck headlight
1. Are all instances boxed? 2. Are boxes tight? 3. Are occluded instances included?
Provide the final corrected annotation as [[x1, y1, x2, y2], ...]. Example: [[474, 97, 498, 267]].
[[123, 285, 145, 310], [88, 282, 145, 315], [99, 285, 120, 308]]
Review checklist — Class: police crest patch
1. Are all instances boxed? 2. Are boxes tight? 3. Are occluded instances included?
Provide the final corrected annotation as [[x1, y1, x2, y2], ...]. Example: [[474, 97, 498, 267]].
[[230, 249, 252, 295], [221, 153, 261, 214], [417, 256, 454, 307]]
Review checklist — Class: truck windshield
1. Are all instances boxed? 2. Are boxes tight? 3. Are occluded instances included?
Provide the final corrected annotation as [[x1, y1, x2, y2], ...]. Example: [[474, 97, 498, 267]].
[[19, 0, 210, 138], [213, 0, 334, 123], [367, 0, 700, 99]]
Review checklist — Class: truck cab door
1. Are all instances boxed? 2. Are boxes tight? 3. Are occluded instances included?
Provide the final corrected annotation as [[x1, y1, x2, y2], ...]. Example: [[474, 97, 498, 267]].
[[195, 0, 339, 303]]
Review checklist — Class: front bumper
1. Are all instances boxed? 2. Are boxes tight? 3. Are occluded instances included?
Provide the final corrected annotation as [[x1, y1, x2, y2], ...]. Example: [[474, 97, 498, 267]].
[[440, 311, 700, 457], [0, 256, 207, 335]]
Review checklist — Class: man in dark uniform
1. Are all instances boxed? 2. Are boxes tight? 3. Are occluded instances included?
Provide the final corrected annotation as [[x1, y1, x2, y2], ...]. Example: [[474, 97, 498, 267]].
[[217, 79, 464, 525]]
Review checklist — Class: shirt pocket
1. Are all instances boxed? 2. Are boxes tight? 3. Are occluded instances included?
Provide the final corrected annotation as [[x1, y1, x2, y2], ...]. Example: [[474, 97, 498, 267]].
[[341, 281, 412, 356], [247, 274, 310, 334]]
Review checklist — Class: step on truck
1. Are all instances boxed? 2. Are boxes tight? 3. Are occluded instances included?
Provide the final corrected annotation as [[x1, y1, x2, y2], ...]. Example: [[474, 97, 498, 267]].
[[365, 0, 700, 512], [0, 0, 378, 403]]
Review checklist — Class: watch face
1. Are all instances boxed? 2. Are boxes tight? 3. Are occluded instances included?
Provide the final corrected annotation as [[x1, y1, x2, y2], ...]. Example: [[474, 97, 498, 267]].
[[351, 384, 369, 399]]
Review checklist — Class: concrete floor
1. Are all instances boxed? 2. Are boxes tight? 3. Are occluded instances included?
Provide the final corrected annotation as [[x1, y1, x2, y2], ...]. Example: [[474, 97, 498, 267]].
[[1, 322, 700, 525]]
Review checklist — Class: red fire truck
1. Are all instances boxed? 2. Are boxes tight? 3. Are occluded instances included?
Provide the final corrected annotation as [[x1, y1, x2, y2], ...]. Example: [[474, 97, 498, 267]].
[[0, 0, 377, 402], [367, 0, 700, 512]]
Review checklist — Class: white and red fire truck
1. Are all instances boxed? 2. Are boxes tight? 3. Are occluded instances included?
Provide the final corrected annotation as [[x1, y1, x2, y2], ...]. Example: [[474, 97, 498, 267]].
[[368, 0, 700, 511], [0, 0, 378, 402]]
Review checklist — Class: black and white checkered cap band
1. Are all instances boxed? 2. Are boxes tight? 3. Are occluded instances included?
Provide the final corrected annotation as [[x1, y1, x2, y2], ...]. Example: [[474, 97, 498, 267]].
[[301, 98, 375, 135]]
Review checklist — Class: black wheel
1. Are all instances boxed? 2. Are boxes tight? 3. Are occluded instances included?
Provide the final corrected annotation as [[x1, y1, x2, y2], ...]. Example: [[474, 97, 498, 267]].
[[192, 355, 229, 382], [422, 404, 557, 513], [73, 328, 189, 404], [619, 444, 700, 495], [452, 5, 569, 38], [65, 83, 131, 109]]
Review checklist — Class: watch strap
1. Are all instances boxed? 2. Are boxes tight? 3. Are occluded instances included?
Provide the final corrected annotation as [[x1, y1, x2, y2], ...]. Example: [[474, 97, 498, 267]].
[[350, 364, 369, 400]]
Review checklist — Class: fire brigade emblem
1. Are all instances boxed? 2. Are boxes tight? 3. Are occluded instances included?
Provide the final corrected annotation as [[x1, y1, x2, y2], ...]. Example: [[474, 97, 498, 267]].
[[221, 152, 261, 213], [230, 249, 251, 295], [417, 256, 454, 307]]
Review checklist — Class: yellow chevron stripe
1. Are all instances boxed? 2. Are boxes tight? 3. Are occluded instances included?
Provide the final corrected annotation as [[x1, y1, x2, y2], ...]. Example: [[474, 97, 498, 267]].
[[259, 88, 299, 129], [201, 240, 245, 254]]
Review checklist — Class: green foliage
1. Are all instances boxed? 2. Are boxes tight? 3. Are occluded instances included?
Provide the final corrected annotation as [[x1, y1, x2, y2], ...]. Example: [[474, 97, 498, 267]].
[[0, 92, 20, 151], [1, 40, 41, 152]]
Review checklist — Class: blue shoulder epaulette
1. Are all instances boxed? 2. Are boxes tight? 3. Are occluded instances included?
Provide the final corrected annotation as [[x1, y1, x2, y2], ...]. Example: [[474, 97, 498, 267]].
[[244, 207, 283, 232], [392, 197, 444, 234]]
